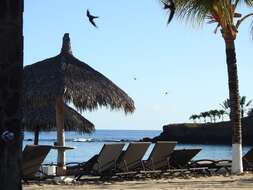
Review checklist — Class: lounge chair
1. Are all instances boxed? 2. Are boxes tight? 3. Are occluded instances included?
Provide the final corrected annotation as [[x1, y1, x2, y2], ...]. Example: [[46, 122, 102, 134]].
[[165, 148, 211, 176], [22, 145, 52, 179], [242, 147, 253, 170], [215, 147, 253, 172], [190, 147, 253, 173], [116, 142, 151, 173], [142, 141, 177, 171], [168, 148, 202, 169], [73, 143, 125, 180]]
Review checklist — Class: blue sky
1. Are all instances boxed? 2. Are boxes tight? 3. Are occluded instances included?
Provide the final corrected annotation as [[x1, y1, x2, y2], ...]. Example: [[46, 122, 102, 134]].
[[24, 0, 253, 130]]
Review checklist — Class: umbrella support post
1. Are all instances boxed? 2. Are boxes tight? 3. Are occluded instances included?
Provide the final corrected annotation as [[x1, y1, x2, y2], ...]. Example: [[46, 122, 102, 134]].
[[56, 97, 66, 176], [34, 127, 39, 145]]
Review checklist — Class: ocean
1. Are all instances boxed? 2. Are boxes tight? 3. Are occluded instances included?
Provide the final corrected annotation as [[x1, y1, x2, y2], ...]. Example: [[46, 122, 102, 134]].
[[23, 130, 251, 164]]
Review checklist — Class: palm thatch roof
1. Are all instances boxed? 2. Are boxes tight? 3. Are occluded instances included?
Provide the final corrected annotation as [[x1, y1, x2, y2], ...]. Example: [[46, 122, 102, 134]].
[[23, 33, 135, 113], [23, 103, 95, 133]]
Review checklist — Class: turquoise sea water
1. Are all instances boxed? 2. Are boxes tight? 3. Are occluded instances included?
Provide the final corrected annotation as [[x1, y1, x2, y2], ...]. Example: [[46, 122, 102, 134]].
[[23, 130, 251, 164]]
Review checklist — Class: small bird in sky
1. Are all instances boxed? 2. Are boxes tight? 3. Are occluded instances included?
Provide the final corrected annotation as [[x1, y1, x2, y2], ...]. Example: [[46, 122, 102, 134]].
[[164, 91, 168, 95], [162, 0, 175, 24], [134, 77, 137, 80], [86, 9, 99, 28]]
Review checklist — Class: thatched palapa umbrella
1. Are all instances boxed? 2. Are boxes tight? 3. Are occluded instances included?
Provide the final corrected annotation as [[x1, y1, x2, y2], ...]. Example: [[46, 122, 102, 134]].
[[23, 103, 95, 145], [24, 33, 135, 175]]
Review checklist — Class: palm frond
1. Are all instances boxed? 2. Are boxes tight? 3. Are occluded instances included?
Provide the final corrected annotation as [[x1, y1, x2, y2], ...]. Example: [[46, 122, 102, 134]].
[[246, 100, 252, 107], [162, 0, 235, 28], [234, 0, 253, 7], [240, 96, 246, 105], [206, 15, 217, 24], [236, 13, 253, 29]]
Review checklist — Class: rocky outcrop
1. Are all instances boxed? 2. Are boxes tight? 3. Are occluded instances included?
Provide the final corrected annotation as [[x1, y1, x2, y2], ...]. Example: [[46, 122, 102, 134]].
[[144, 116, 253, 145]]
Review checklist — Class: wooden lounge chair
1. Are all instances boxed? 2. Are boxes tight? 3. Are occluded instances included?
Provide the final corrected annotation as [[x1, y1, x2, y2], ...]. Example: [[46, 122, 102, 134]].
[[74, 143, 125, 180], [169, 148, 202, 169], [22, 145, 52, 179], [142, 141, 177, 171], [116, 142, 151, 174]]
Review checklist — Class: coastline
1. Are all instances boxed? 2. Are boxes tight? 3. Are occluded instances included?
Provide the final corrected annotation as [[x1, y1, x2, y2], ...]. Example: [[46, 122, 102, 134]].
[[145, 116, 253, 145]]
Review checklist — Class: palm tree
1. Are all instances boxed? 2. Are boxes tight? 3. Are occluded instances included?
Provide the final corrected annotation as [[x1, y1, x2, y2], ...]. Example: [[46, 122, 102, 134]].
[[215, 109, 222, 121], [196, 114, 202, 123], [200, 112, 209, 123], [220, 98, 231, 119], [220, 98, 230, 110], [189, 114, 199, 123], [219, 109, 226, 121], [221, 96, 252, 118], [209, 110, 218, 123], [0, 0, 23, 189], [240, 96, 252, 118], [161, 0, 253, 173], [206, 111, 212, 122]]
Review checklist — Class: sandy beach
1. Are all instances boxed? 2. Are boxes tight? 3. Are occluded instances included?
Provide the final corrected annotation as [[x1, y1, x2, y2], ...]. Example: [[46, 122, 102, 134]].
[[23, 173, 253, 190]]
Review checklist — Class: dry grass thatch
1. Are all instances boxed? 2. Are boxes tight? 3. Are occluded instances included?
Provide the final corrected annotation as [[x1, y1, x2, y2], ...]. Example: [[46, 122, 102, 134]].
[[23, 33, 135, 113], [23, 103, 95, 133]]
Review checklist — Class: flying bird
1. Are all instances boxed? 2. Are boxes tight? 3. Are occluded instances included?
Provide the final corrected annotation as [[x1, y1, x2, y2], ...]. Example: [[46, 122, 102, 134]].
[[163, 0, 175, 24], [86, 9, 99, 28]]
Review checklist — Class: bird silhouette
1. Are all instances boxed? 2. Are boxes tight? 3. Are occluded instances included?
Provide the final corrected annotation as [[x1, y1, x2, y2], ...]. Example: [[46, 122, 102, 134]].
[[163, 0, 175, 24], [86, 9, 99, 28]]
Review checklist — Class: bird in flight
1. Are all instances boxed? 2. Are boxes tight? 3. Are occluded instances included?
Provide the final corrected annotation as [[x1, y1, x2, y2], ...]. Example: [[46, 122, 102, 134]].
[[86, 9, 99, 28], [162, 0, 175, 24]]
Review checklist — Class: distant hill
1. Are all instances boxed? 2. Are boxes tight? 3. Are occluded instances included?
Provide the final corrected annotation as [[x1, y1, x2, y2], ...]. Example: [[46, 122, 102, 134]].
[[143, 116, 253, 145]]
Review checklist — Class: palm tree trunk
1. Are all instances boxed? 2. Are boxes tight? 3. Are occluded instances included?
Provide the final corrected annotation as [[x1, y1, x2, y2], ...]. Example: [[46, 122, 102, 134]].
[[0, 1, 23, 189], [225, 39, 243, 174], [56, 97, 66, 176], [241, 106, 244, 118]]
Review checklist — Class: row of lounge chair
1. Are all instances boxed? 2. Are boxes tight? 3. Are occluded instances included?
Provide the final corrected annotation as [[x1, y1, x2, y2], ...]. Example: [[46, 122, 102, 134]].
[[66, 141, 205, 179], [21, 142, 253, 180]]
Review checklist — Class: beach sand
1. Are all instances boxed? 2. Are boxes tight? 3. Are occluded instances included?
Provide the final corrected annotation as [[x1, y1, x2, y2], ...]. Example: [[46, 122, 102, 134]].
[[23, 173, 253, 190]]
